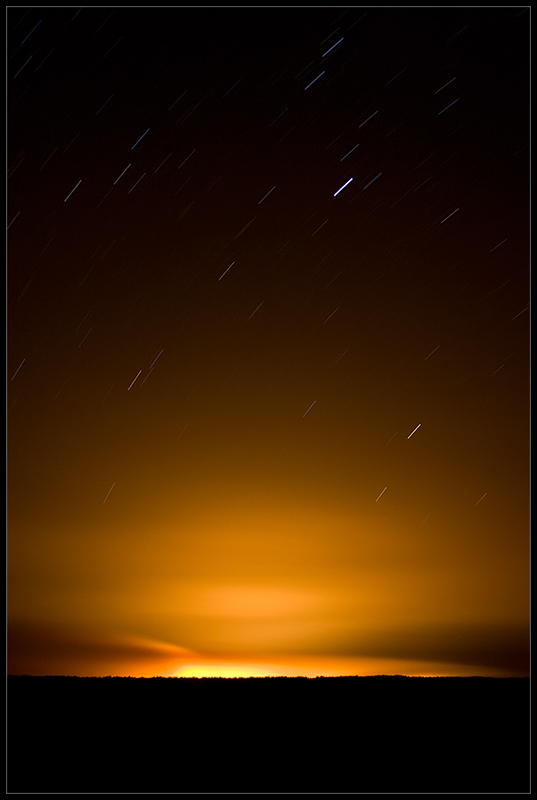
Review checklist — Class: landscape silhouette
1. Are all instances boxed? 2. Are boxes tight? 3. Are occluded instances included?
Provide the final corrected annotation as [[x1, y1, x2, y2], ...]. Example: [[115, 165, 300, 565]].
[[7, 674, 529, 793]]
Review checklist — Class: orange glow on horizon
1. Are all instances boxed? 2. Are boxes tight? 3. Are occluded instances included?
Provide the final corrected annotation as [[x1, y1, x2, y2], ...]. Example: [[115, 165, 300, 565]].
[[8, 490, 529, 679]]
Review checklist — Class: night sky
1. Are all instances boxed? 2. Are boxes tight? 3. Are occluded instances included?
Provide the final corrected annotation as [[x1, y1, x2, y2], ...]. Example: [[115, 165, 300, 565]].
[[8, 7, 530, 678]]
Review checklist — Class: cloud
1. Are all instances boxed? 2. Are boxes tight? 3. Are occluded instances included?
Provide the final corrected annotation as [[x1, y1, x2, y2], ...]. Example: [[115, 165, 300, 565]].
[[324, 621, 530, 675], [7, 621, 197, 677]]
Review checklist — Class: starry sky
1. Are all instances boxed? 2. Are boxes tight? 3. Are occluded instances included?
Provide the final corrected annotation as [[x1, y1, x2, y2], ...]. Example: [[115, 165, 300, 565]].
[[8, 7, 530, 678]]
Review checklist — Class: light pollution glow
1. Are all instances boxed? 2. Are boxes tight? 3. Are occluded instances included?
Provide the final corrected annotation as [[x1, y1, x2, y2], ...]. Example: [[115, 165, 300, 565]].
[[8, 486, 529, 678]]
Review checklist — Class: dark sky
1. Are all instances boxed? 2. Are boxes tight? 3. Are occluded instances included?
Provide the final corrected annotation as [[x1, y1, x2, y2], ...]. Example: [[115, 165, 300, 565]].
[[7, 7, 530, 678]]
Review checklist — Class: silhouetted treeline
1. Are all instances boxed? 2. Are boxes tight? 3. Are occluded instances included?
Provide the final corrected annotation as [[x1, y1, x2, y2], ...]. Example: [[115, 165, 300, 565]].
[[7, 675, 529, 793]]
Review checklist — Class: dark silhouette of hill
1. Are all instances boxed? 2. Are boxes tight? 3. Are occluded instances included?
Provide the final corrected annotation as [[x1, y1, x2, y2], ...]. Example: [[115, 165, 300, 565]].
[[7, 674, 529, 793]]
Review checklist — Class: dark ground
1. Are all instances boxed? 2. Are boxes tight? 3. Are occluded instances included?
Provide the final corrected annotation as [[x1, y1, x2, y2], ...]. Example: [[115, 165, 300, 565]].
[[7, 674, 530, 793]]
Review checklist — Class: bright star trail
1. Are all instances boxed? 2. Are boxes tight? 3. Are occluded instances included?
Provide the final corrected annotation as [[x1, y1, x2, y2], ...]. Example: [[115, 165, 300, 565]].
[[131, 128, 150, 150], [322, 37, 344, 58], [304, 71, 325, 90], [8, 7, 529, 681], [63, 179, 82, 202], [340, 143, 360, 161], [302, 400, 317, 417], [127, 369, 142, 391], [363, 172, 382, 190], [333, 177, 353, 196], [440, 208, 460, 224], [375, 487, 388, 503]]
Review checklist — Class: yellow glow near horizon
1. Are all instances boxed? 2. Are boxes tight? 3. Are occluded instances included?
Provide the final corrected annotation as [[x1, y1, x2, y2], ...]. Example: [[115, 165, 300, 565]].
[[173, 663, 284, 678], [165, 654, 519, 680]]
